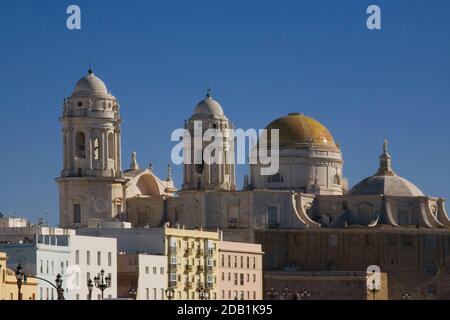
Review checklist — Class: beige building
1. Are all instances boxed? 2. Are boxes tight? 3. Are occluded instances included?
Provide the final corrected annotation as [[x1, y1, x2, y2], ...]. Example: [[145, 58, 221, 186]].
[[0, 252, 37, 300], [165, 226, 220, 300], [217, 241, 263, 300]]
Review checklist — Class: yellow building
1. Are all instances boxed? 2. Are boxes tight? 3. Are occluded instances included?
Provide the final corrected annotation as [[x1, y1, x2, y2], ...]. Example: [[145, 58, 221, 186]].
[[0, 252, 37, 300], [164, 226, 220, 300]]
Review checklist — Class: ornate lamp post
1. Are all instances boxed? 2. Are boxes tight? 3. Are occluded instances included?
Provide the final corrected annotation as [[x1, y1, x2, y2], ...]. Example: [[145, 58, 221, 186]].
[[265, 287, 278, 300], [299, 290, 311, 301], [129, 287, 137, 300], [281, 287, 291, 300], [165, 287, 175, 300], [15, 264, 26, 300], [93, 269, 111, 300], [55, 274, 64, 300], [87, 278, 94, 300], [401, 292, 413, 300]]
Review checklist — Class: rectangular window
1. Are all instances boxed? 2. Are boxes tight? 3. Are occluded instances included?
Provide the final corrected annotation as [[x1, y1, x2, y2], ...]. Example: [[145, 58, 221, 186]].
[[145, 266, 149, 274], [221, 254, 225, 267], [253, 257, 256, 269], [424, 235, 437, 248], [108, 252, 112, 267], [267, 207, 279, 229], [153, 267, 157, 274], [240, 273, 244, 285], [240, 256, 243, 268], [160, 267, 164, 275], [146, 288, 149, 300], [75, 250, 80, 265], [97, 251, 101, 266], [87, 251, 90, 265], [253, 274, 256, 282], [40, 260, 43, 274], [329, 234, 338, 246], [73, 204, 81, 224]]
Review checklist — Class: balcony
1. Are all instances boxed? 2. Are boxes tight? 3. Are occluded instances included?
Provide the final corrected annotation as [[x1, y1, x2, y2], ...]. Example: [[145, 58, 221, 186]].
[[184, 282, 193, 289], [184, 248, 193, 256], [197, 265, 205, 273], [206, 249, 215, 256], [197, 281, 205, 288], [185, 265, 193, 272], [169, 281, 178, 288], [168, 247, 177, 254], [206, 282, 214, 289], [196, 249, 204, 257], [206, 265, 215, 273], [169, 264, 178, 272]]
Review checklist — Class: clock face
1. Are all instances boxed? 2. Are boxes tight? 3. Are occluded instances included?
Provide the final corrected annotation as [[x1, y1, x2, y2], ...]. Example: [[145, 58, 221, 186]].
[[94, 199, 107, 213]]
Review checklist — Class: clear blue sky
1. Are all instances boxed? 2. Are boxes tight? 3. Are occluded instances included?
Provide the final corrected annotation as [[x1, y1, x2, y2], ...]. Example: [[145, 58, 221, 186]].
[[0, 0, 449, 226]]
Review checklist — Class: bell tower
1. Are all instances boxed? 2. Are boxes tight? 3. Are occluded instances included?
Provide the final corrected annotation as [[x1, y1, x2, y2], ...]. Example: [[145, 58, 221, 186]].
[[182, 91, 236, 191], [57, 69, 125, 228]]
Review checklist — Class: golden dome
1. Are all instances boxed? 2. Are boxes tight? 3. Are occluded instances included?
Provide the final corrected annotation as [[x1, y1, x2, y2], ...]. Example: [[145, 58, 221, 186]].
[[265, 113, 338, 149]]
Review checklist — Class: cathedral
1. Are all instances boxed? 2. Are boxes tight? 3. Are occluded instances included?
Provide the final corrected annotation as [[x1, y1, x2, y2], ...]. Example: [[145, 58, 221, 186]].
[[58, 70, 450, 299]]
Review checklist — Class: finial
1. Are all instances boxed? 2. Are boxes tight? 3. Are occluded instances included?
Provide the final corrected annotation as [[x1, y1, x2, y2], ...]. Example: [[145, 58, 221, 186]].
[[376, 137, 394, 176], [88, 57, 93, 74], [167, 163, 173, 182], [130, 151, 139, 170], [383, 137, 389, 154], [206, 88, 212, 98]]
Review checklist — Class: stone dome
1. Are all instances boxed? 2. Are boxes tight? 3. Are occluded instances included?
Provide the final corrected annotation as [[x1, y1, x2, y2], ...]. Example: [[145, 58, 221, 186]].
[[265, 113, 338, 149], [193, 92, 224, 117], [349, 139, 424, 197], [72, 70, 108, 96]]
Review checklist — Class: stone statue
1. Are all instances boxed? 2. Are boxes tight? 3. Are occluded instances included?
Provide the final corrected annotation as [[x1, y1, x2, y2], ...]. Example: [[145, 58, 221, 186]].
[[130, 151, 139, 170]]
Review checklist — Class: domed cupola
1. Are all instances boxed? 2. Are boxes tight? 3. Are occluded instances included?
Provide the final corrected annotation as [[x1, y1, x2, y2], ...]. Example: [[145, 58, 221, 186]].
[[250, 113, 345, 195], [192, 90, 225, 118], [72, 69, 109, 97], [349, 139, 424, 197]]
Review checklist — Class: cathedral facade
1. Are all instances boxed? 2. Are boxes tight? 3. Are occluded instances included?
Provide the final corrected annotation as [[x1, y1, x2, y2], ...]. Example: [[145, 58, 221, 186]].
[[58, 71, 450, 299]]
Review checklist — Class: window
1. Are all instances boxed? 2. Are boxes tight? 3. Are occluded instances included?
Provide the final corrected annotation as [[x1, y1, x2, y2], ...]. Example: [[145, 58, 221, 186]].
[[240, 256, 243, 268], [146, 288, 149, 300], [93, 138, 100, 160], [329, 234, 338, 246], [332, 175, 341, 185], [108, 252, 112, 266], [97, 251, 101, 266], [221, 255, 224, 267], [75, 132, 86, 158], [160, 267, 164, 275], [424, 263, 439, 278], [145, 266, 149, 274], [240, 273, 244, 285], [228, 273, 231, 281], [253, 257, 256, 269], [246, 257, 250, 269], [267, 207, 279, 229], [246, 274, 250, 282], [153, 267, 157, 275], [153, 288, 157, 300], [234, 273, 238, 285], [234, 256, 237, 268], [40, 260, 43, 273], [75, 250, 80, 265], [268, 173, 284, 183], [87, 251, 91, 265], [73, 204, 81, 224], [227, 255, 231, 267], [253, 274, 256, 282], [108, 132, 114, 159], [424, 235, 437, 248], [427, 285, 437, 294]]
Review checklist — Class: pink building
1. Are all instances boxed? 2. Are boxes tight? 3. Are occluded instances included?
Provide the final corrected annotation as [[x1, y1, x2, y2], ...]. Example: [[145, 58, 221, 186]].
[[218, 241, 264, 300]]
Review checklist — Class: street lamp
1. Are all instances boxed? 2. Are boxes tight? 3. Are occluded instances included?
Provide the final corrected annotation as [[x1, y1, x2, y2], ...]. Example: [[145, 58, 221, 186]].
[[93, 269, 111, 300], [165, 287, 175, 300], [15, 264, 27, 300], [55, 274, 64, 301], [401, 292, 413, 300], [129, 287, 137, 300], [299, 290, 311, 301], [281, 287, 291, 300], [368, 277, 380, 300], [265, 287, 278, 300], [87, 278, 94, 300]]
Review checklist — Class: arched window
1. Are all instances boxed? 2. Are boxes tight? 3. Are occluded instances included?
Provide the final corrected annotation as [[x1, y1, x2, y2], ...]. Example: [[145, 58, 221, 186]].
[[108, 132, 114, 160], [93, 138, 100, 160], [75, 132, 86, 159], [268, 173, 284, 183], [332, 175, 341, 185]]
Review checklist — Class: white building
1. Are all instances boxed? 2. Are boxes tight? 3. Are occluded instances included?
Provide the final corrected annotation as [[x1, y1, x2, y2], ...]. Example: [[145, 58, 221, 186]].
[[117, 253, 167, 300], [0, 234, 117, 300]]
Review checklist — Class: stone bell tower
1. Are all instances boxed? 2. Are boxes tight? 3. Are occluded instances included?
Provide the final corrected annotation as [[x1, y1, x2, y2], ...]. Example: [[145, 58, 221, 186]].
[[57, 69, 125, 228], [182, 91, 236, 191]]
